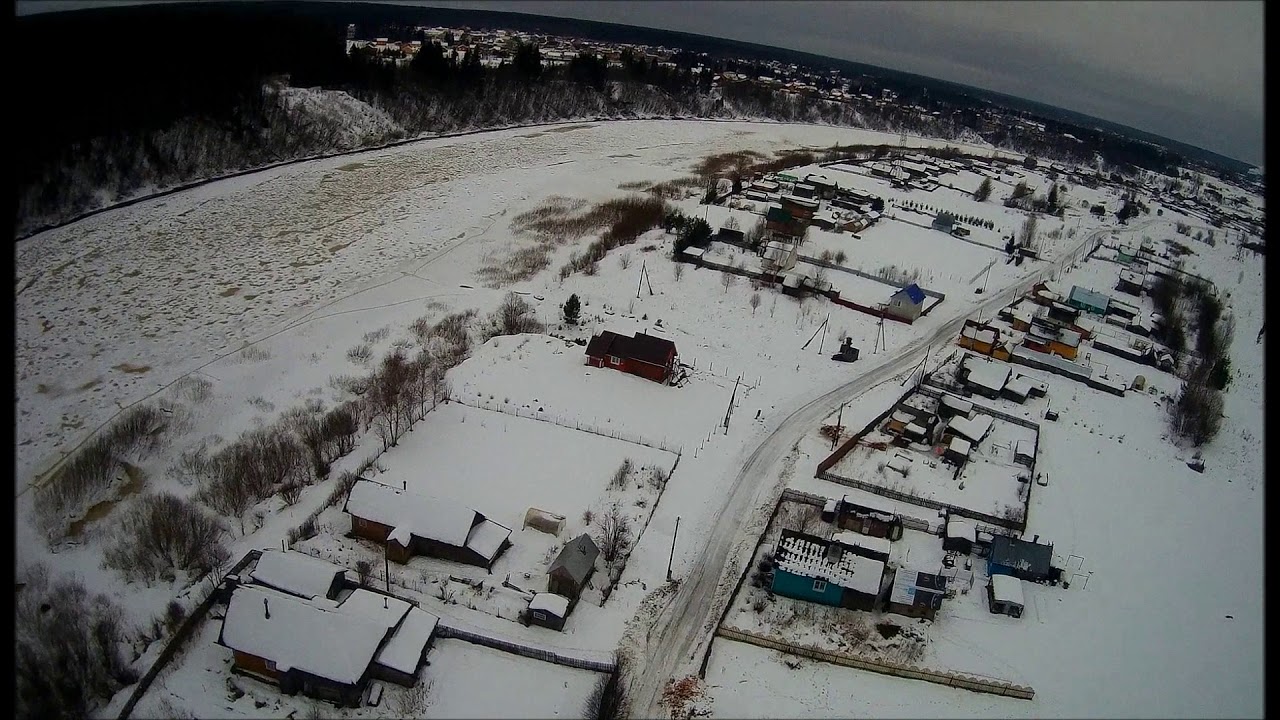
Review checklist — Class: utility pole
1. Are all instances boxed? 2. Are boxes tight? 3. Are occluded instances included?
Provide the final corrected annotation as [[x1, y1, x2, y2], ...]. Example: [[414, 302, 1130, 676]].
[[667, 516, 681, 582], [723, 374, 741, 433], [384, 544, 390, 593], [818, 313, 830, 354], [832, 401, 846, 450]]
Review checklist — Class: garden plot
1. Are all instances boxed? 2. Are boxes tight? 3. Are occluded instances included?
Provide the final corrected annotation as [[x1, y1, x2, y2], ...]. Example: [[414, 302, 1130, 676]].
[[449, 334, 727, 449], [370, 401, 676, 591]]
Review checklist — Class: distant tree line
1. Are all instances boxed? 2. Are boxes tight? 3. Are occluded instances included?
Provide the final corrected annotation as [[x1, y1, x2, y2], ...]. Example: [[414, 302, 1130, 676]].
[[11, 2, 1202, 238]]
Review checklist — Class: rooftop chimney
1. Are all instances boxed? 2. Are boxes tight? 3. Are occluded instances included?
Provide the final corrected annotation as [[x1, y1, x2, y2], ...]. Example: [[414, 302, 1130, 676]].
[[1033, 534, 1040, 544], [263, 598, 270, 619]]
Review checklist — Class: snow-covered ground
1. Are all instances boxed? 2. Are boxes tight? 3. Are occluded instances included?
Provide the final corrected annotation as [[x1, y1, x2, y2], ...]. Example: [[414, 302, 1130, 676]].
[[14, 117, 1261, 719], [703, 224, 1265, 717]]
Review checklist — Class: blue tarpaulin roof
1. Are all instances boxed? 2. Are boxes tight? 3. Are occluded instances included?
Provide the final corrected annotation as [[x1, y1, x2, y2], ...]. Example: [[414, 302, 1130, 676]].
[[895, 283, 926, 304]]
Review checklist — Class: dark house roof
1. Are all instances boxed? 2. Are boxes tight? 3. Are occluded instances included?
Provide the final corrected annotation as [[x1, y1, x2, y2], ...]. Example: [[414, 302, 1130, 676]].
[[549, 534, 600, 584], [894, 283, 926, 305], [989, 535, 1053, 577], [585, 331, 676, 366]]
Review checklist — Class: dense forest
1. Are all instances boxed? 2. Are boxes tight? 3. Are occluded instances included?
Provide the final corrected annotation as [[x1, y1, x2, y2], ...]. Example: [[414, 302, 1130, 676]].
[[14, 1, 1215, 239]]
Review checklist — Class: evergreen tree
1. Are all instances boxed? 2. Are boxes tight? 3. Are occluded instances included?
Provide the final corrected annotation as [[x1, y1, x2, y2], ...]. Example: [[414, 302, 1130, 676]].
[[973, 177, 993, 201], [563, 294, 581, 325]]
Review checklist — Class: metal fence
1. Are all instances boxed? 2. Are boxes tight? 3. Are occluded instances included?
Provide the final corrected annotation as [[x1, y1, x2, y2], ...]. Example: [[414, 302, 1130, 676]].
[[714, 626, 1034, 700], [446, 394, 683, 456], [435, 622, 616, 674]]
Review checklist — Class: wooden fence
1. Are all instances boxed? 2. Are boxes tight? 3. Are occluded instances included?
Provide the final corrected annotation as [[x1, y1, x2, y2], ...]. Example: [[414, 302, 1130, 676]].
[[818, 469, 1020, 531], [446, 394, 683, 456], [714, 626, 1035, 700], [116, 550, 264, 720]]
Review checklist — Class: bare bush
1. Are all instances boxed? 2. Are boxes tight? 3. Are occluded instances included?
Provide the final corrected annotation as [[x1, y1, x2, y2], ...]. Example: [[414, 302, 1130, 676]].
[[673, 263, 685, 282], [593, 502, 633, 564], [611, 458, 634, 489], [648, 466, 670, 490], [103, 493, 229, 584], [170, 376, 213, 404], [362, 327, 391, 344], [391, 677, 434, 715], [619, 252, 632, 270], [582, 654, 628, 720], [196, 426, 311, 533], [17, 566, 136, 719], [35, 404, 168, 535], [483, 292, 545, 342], [355, 560, 374, 588], [347, 343, 373, 365], [833, 250, 847, 264]]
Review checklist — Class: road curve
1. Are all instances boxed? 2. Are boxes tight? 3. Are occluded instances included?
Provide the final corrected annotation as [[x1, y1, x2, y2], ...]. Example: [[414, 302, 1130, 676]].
[[628, 225, 1114, 717]]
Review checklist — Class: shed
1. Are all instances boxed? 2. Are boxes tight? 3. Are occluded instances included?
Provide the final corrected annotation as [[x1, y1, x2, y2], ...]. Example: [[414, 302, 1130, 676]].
[[886, 566, 948, 620], [547, 534, 600, 601], [369, 604, 439, 687], [830, 530, 891, 562], [988, 535, 1054, 582], [988, 574, 1025, 618], [943, 436, 971, 466], [526, 593, 571, 631], [1003, 375, 1035, 404], [1014, 440, 1034, 467], [943, 517, 976, 554], [249, 550, 347, 602], [938, 394, 974, 419], [886, 283, 927, 322], [931, 213, 955, 232]]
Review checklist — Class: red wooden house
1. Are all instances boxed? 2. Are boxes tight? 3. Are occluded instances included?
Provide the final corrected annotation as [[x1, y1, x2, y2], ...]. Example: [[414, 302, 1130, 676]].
[[585, 331, 677, 384]]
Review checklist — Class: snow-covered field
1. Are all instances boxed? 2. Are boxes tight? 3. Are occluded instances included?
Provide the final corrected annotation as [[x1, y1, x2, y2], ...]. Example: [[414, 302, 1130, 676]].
[[14, 117, 1262, 719]]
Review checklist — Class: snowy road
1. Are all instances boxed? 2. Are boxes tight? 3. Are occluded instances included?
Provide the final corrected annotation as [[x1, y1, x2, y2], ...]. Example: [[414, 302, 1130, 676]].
[[627, 224, 1117, 717]]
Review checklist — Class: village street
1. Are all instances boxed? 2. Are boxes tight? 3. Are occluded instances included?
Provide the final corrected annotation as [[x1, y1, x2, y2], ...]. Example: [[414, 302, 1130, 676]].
[[626, 220, 1125, 716]]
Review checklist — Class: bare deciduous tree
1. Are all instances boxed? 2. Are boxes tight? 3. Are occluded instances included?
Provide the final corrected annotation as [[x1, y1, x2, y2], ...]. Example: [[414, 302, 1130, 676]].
[[593, 502, 632, 564], [749, 292, 761, 315], [720, 271, 735, 293]]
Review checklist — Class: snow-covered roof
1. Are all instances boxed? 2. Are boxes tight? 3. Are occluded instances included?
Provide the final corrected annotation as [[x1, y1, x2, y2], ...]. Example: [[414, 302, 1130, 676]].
[[940, 394, 973, 416], [1006, 376, 1035, 396], [948, 436, 972, 456], [775, 534, 885, 596], [831, 531, 891, 557], [373, 607, 438, 676], [681, 246, 707, 259], [1015, 439, 1033, 458], [947, 414, 994, 443], [904, 422, 927, 437], [249, 550, 345, 601], [946, 517, 976, 541], [466, 519, 512, 562], [964, 357, 1011, 391], [220, 585, 389, 685], [991, 573, 1025, 606], [529, 592, 571, 617], [339, 588, 413, 632], [345, 479, 478, 548]]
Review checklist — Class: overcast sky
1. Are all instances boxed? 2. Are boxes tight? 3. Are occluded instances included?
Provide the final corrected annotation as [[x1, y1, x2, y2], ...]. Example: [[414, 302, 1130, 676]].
[[17, 0, 1265, 165]]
